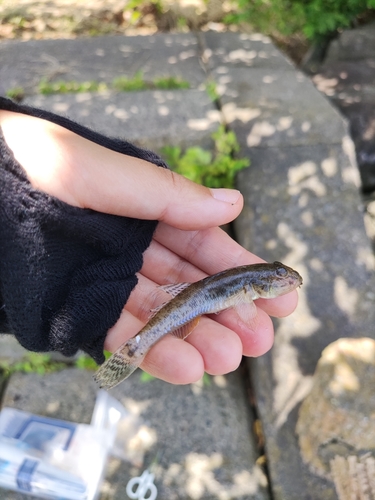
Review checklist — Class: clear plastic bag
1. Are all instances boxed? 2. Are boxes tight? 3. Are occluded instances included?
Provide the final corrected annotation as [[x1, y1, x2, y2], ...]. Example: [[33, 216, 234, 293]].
[[0, 390, 127, 500]]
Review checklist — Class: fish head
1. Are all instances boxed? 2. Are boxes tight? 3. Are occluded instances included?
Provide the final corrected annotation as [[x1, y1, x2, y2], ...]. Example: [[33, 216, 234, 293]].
[[251, 261, 303, 299]]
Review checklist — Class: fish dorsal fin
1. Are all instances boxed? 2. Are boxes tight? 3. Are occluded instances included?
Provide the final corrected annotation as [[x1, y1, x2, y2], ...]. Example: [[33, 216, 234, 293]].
[[171, 317, 200, 340], [158, 282, 191, 298]]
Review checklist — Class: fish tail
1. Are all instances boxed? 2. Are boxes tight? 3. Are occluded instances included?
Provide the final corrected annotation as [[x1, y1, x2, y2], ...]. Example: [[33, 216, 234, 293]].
[[94, 349, 145, 390]]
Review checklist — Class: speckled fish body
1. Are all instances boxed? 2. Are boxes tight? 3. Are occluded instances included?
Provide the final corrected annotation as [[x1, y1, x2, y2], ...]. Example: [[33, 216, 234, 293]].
[[94, 261, 302, 389]]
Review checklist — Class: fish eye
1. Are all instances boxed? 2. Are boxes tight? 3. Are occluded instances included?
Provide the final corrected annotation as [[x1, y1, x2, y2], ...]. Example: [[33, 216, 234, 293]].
[[275, 264, 288, 277]]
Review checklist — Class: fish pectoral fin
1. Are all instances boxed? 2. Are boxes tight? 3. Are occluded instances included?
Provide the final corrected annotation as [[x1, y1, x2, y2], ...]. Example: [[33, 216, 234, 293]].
[[234, 301, 258, 325], [149, 301, 169, 318], [158, 282, 191, 298], [171, 317, 201, 340]]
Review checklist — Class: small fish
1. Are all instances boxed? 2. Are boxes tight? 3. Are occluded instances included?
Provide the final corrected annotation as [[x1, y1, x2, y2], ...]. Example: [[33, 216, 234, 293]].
[[94, 261, 302, 389]]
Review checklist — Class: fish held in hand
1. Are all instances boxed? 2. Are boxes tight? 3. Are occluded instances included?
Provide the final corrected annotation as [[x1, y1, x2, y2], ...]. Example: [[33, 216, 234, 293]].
[[94, 261, 302, 389]]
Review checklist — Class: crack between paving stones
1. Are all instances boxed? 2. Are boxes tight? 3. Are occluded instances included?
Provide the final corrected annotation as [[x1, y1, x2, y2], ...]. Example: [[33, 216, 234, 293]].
[[242, 360, 276, 500]]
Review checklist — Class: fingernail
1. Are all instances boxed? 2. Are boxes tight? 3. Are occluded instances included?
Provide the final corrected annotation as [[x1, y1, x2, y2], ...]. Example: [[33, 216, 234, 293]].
[[210, 188, 241, 205]]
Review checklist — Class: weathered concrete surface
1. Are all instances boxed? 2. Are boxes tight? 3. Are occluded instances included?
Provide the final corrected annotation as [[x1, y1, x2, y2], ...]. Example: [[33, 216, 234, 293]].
[[202, 32, 294, 71], [1, 368, 269, 500], [214, 66, 346, 148], [203, 32, 375, 499], [0, 34, 206, 95], [312, 22, 375, 192], [24, 89, 221, 150], [0, 335, 28, 363], [234, 144, 375, 499]]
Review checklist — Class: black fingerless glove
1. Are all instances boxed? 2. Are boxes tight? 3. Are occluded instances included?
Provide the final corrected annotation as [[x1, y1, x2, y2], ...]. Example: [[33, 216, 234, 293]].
[[0, 97, 167, 364]]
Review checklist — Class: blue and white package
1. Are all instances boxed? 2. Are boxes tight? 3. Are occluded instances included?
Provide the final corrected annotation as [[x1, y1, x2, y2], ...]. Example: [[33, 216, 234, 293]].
[[0, 437, 87, 500], [0, 391, 127, 500]]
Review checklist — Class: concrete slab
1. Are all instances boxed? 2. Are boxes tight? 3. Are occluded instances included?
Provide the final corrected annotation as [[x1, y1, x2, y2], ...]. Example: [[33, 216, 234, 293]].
[[24, 89, 221, 150], [0, 34, 206, 96], [203, 32, 294, 71], [0, 335, 28, 363], [325, 22, 375, 62], [314, 60, 375, 104], [214, 67, 347, 148], [234, 142, 375, 499], [1, 368, 270, 500], [312, 32, 375, 192]]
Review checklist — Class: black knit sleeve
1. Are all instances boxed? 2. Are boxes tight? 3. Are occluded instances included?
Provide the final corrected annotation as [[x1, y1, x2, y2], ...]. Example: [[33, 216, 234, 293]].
[[0, 97, 168, 364]]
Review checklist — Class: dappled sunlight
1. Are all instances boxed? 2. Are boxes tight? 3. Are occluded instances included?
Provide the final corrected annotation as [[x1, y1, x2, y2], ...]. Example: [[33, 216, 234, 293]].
[[184, 452, 267, 500], [288, 161, 327, 197], [247, 116, 295, 146], [222, 103, 261, 124], [342, 135, 360, 186], [187, 109, 221, 131], [272, 222, 320, 428], [321, 157, 338, 177], [185, 452, 223, 499], [247, 120, 276, 147], [105, 104, 130, 120], [226, 49, 258, 64], [162, 453, 265, 500], [313, 74, 339, 97], [334, 276, 359, 319], [328, 360, 360, 396]]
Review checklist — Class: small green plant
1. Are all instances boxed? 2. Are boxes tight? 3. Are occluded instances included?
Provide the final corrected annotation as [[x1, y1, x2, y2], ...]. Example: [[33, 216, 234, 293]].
[[139, 371, 155, 382], [6, 86, 25, 101], [1, 353, 66, 376], [38, 79, 108, 95], [36, 73, 190, 96], [206, 80, 220, 103], [113, 72, 190, 91], [0, 350, 113, 377], [112, 71, 148, 92], [162, 125, 249, 189], [75, 350, 112, 371], [202, 373, 211, 386], [124, 0, 164, 25], [153, 76, 190, 90]]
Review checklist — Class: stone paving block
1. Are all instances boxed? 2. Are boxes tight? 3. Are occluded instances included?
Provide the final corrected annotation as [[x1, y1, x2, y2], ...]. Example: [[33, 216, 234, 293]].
[[0, 335, 28, 363], [203, 31, 294, 71], [24, 89, 221, 150], [325, 21, 375, 62], [1, 368, 270, 500], [312, 30, 375, 192], [0, 33, 206, 96], [314, 60, 375, 104], [234, 142, 375, 499], [213, 67, 347, 148]]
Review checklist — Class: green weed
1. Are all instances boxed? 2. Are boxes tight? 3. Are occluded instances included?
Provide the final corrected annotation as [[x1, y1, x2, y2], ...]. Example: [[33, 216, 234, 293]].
[[38, 79, 108, 95], [112, 71, 148, 92], [36, 73, 190, 95], [75, 350, 112, 371], [162, 125, 249, 189], [1, 352, 65, 376], [5, 86, 25, 101], [153, 76, 190, 90], [139, 371, 156, 382]]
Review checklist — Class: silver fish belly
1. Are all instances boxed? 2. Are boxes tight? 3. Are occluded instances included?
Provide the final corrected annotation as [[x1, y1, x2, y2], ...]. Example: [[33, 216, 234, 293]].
[[94, 261, 302, 389]]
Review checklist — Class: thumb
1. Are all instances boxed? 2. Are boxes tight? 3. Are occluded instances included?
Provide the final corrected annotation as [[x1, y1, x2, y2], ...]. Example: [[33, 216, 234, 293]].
[[3, 111, 244, 230]]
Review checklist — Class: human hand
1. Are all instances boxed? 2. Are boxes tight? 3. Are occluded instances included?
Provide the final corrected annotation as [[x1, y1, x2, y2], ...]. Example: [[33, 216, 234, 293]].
[[0, 111, 298, 383]]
